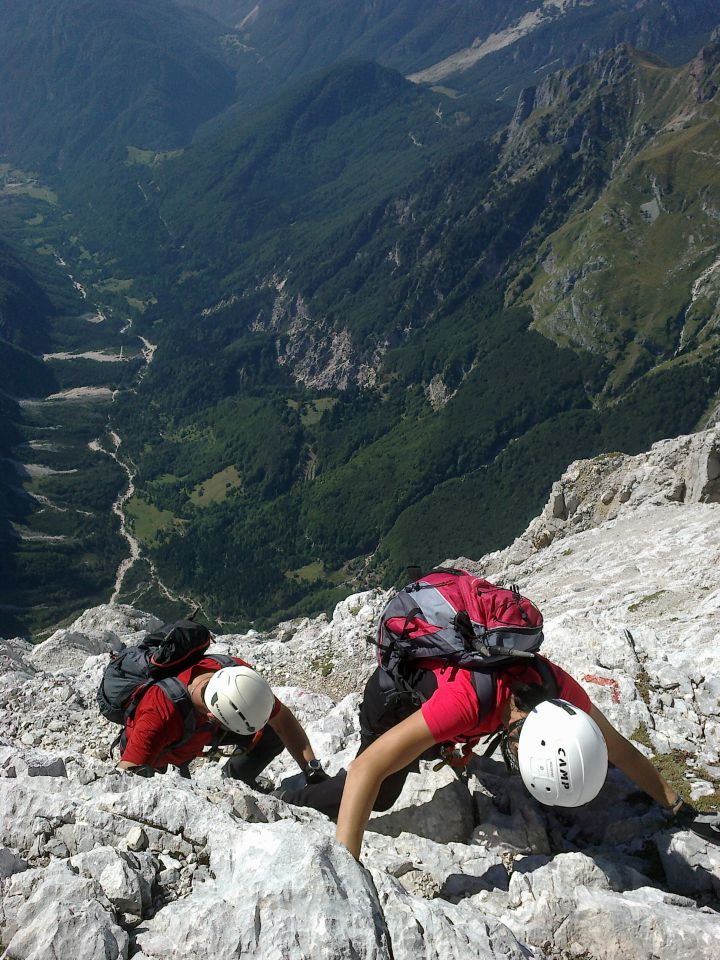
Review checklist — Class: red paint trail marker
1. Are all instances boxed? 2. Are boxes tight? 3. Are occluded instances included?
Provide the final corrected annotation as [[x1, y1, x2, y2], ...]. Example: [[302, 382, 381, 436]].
[[583, 674, 621, 703]]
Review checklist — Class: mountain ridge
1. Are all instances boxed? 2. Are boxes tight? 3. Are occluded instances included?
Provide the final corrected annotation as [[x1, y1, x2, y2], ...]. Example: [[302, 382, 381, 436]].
[[178, 0, 720, 106], [507, 41, 720, 387]]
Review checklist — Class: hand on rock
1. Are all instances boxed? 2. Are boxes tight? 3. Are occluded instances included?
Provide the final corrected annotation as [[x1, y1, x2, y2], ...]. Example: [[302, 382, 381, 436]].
[[672, 800, 720, 845], [127, 764, 156, 779]]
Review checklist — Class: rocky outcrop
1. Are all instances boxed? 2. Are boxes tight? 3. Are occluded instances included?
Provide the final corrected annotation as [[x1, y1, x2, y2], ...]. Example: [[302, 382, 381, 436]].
[[1, 428, 719, 958], [254, 282, 386, 390], [689, 39, 720, 103], [505, 42, 720, 364], [473, 424, 720, 562]]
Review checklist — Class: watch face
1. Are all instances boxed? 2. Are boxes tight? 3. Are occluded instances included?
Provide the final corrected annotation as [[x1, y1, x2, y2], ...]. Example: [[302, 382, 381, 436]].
[[307, 760, 321, 771]]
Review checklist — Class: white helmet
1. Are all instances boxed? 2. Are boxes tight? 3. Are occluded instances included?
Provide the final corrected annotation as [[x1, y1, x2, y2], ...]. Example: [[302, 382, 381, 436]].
[[518, 699, 608, 807], [203, 666, 274, 735]]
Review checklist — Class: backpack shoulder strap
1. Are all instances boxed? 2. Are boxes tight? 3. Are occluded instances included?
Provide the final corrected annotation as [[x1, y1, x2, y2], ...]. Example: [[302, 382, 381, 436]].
[[470, 671, 497, 719], [470, 655, 560, 722], [156, 676, 197, 750], [206, 654, 236, 669], [156, 656, 236, 751], [534, 656, 560, 700]]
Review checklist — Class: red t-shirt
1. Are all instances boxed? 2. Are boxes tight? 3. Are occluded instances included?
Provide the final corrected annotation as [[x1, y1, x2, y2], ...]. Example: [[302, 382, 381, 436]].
[[121, 656, 281, 769], [421, 656, 591, 745]]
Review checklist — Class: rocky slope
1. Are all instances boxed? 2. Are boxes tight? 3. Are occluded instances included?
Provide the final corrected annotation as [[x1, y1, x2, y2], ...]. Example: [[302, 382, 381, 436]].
[[1, 427, 719, 958]]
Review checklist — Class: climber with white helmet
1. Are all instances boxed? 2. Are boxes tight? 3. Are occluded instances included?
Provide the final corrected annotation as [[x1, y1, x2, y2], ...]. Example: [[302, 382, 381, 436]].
[[273, 583, 713, 859], [271, 568, 720, 859], [328, 660, 719, 860], [115, 657, 327, 789]]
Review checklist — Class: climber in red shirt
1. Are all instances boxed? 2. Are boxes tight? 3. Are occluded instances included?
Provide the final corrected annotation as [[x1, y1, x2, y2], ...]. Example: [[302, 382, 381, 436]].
[[117, 656, 326, 789], [279, 656, 707, 858]]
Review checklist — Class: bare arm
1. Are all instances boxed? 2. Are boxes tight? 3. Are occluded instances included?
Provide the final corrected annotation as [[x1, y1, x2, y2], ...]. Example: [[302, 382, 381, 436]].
[[336, 709, 437, 860], [589, 704, 679, 809], [268, 702, 317, 771]]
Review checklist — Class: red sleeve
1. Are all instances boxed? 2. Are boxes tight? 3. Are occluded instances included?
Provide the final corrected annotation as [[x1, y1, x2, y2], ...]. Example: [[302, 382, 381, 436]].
[[421, 674, 479, 743], [121, 685, 184, 766]]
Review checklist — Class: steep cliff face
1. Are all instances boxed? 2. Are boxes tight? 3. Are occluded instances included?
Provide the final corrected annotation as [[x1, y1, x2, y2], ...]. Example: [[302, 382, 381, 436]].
[[1, 428, 719, 958], [509, 42, 720, 386]]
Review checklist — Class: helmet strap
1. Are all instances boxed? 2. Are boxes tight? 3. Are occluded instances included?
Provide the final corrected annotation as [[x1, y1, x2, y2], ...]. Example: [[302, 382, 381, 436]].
[[499, 717, 525, 773]]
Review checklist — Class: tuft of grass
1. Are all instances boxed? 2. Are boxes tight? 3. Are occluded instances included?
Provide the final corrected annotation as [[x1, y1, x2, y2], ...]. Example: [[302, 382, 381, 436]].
[[311, 652, 335, 677], [631, 723, 720, 813], [630, 722, 653, 748], [628, 590, 666, 612], [634, 666, 654, 706]]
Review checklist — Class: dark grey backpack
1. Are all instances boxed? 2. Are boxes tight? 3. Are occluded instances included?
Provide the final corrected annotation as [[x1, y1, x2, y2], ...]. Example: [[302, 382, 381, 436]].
[[96, 619, 233, 751]]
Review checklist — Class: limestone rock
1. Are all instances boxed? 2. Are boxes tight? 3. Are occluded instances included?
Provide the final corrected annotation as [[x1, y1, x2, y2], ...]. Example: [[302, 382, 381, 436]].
[[555, 885, 720, 958], [656, 829, 720, 899], [470, 852, 716, 956], [0, 846, 28, 878], [28, 630, 114, 673], [125, 825, 148, 851], [70, 845, 155, 916], [373, 871, 535, 960], [135, 823, 394, 960], [2, 861, 129, 960], [368, 764, 475, 845]]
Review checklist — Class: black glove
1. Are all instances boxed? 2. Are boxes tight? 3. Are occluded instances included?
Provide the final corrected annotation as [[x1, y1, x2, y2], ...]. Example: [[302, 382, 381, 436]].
[[305, 760, 329, 785], [672, 800, 720, 845]]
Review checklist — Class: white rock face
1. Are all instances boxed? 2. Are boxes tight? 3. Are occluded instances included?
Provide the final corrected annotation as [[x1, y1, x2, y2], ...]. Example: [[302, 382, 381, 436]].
[[1, 428, 719, 958]]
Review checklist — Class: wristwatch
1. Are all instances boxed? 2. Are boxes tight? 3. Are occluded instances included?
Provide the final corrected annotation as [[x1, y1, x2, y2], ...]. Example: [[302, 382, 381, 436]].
[[305, 759, 326, 784]]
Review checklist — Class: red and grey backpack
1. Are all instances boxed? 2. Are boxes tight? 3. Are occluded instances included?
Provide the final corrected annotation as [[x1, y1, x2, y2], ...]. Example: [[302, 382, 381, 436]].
[[375, 569, 557, 717]]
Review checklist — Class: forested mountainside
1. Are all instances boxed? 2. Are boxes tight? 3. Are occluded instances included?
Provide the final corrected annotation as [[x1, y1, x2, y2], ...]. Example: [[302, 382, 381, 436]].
[[0, 241, 55, 358], [0, 240, 56, 501], [1, 1, 719, 635], [66, 44, 718, 628], [0, 188, 131, 638], [178, 0, 720, 105], [0, 0, 237, 170]]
